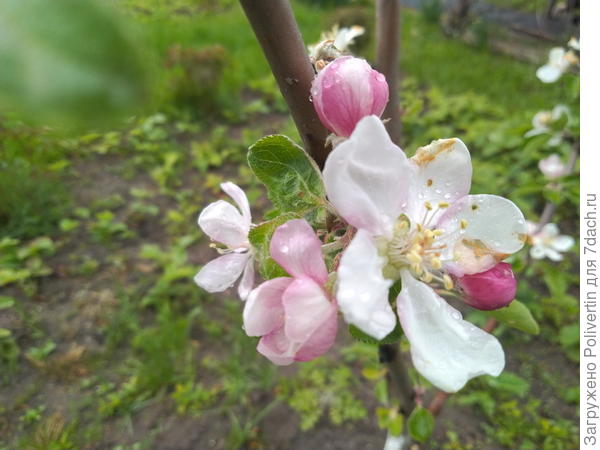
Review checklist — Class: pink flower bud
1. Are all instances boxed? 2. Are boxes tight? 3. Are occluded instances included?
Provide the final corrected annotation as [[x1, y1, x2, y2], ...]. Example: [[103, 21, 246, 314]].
[[311, 56, 389, 137], [455, 262, 517, 311]]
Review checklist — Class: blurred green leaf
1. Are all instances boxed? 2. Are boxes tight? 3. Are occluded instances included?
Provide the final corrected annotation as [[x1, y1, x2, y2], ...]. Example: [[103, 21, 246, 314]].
[[247, 135, 326, 213], [485, 300, 540, 335], [483, 371, 530, 397], [348, 323, 403, 346], [407, 406, 435, 443], [0, 0, 151, 129], [0, 296, 15, 310]]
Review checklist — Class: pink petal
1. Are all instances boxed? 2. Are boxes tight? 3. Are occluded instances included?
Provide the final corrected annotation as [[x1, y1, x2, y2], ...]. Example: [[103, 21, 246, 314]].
[[456, 262, 517, 311], [294, 305, 338, 362], [257, 327, 297, 366], [282, 278, 336, 344], [269, 219, 328, 284], [194, 252, 249, 293], [311, 56, 389, 137], [243, 277, 293, 337]]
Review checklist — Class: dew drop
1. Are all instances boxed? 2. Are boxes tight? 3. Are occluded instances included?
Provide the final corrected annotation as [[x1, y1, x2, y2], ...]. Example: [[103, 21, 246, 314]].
[[280, 245, 290, 254], [444, 193, 451, 199]]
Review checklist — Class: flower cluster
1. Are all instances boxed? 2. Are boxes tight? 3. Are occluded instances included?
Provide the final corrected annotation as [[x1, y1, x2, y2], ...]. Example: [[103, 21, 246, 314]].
[[194, 55, 534, 393]]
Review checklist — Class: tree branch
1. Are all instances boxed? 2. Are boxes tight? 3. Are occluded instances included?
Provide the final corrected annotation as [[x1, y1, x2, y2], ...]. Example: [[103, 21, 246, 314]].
[[376, 0, 402, 145], [379, 343, 415, 415], [239, 0, 329, 168]]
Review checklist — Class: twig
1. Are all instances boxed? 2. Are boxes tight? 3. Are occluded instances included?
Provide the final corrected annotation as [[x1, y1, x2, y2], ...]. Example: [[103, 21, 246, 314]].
[[238, 0, 329, 168], [379, 344, 416, 415], [376, 0, 402, 145]]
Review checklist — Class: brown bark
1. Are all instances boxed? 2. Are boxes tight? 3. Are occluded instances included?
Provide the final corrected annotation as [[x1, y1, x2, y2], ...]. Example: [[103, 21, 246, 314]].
[[238, 0, 329, 168]]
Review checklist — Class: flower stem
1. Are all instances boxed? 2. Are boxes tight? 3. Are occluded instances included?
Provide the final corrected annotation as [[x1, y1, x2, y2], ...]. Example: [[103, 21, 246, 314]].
[[238, 0, 330, 169]]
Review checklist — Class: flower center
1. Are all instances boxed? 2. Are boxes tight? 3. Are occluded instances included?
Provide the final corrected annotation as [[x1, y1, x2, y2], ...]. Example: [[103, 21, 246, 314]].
[[381, 202, 465, 290]]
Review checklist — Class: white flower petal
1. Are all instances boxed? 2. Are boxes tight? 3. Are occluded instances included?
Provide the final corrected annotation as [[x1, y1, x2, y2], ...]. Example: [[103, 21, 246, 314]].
[[323, 116, 414, 237], [536, 64, 562, 83], [237, 256, 255, 301], [409, 138, 472, 223], [220, 181, 251, 226], [336, 229, 396, 340], [397, 271, 505, 393], [530, 245, 546, 259], [198, 200, 249, 248], [194, 252, 250, 293], [545, 247, 564, 261], [438, 194, 527, 275], [551, 235, 575, 252], [541, 223, 560, 238]]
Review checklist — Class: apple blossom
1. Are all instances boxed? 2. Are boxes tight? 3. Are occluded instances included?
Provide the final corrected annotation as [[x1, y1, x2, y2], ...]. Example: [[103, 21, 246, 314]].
[[536, 47, 578, 83], [524, 104, 570, 146], [308, 24, 365, 64], [527, 221, 574, 261], [243, 219, 338, 365], [194, 182, 255, 300], [323, 115, 527, 392], [455, 262, 517, 311], [311, 56, 389, 138], [539, 153, 568, 180]]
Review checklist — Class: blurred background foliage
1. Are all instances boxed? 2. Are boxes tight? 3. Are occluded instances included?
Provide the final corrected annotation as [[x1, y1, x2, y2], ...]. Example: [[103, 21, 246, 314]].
[[0, 0, 579, 449]]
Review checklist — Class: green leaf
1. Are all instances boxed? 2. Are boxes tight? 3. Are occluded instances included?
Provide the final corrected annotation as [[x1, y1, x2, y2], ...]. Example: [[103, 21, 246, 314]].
[[485, 300, 540, 335], [0, 0, 151, 129], [0, 296, 15, 310], [376, 407, 404, 436], [407, 407, 435, 443], [247, 135, 326, 213], [348, 323, 403, 345], [483, 371, 530, 397], [0, 328, 12, 339]]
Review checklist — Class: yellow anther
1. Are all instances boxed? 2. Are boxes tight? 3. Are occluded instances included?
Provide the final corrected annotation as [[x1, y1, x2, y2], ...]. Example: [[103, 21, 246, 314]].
[[438, 202, 449, 208], [422, 271, 433, 283], [411, 263, 423, 275], [416, 223, 423, 232], [407, 251, 422, 264], [460, 219, 468, 230], [443, 274, 454, 290], [430, 258, 442, 270], [433, 229, 444, 236], [424, 201, 433, 211]]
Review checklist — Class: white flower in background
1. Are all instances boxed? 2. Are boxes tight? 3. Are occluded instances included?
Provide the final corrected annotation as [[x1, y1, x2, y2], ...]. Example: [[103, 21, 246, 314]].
[[194, 182, 255, 300], [536, 47, 579, 83], [539, 154, 568, 180], [308, 24, 365, 66], [527, 221, 574, 261], [324, 116, 528, 392], [568, 37, 580, 51], [524, 104, 570, 146]]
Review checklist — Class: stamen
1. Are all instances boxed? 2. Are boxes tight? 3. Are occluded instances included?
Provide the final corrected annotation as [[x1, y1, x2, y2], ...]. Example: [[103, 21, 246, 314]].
[[460, 219, 468, 230], [443, 275, 454, 290]]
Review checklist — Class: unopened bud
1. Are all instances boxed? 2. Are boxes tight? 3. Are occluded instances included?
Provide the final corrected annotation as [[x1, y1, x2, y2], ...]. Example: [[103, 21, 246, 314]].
[[311, 56, 389, 137], [455, 262, 517, 311]]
